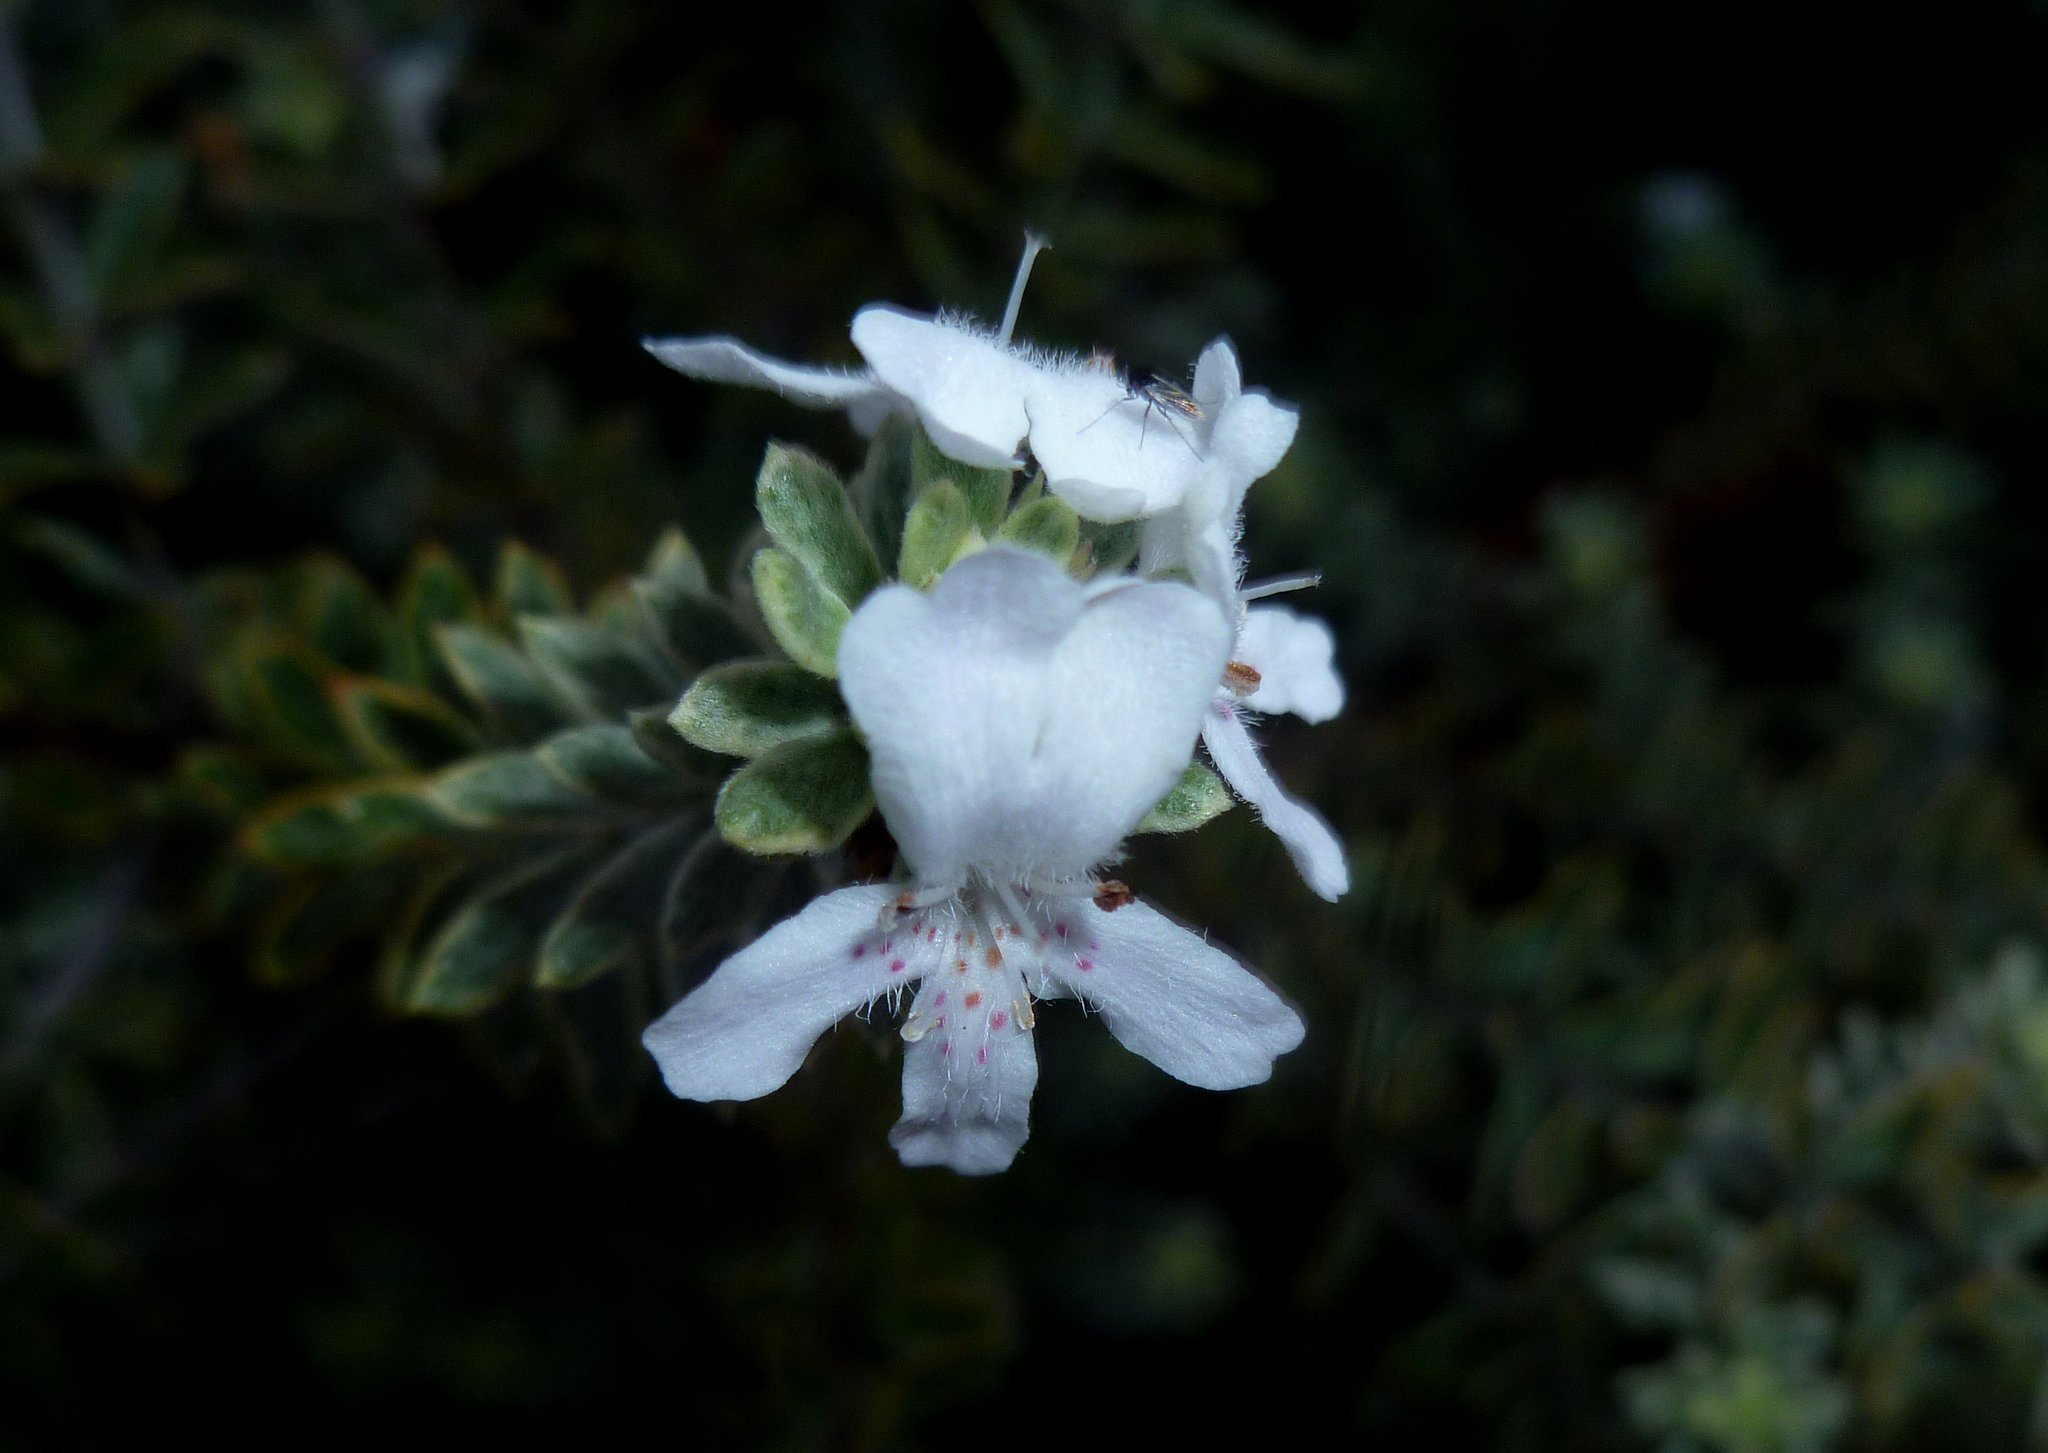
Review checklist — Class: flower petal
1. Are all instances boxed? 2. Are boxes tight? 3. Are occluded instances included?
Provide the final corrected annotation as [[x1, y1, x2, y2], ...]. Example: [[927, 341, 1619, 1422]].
[[642, 335, 890, 410], [1208, 389, 1299, 484], [890, 1006, 1039, 1176], [838, 548, 1231, 884], [1190, 336, 1241, 416], [642, 883, 907, 1102], [1237, 606, 1345, 723], [1039, 898, 1303, 1090], [849, 307, 1033, 469], [1202, 703, 1349, 901], [1023, 374, 1206, 520]]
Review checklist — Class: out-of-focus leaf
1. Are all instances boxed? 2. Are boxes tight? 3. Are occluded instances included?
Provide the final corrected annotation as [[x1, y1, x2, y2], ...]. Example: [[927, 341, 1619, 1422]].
[[402, 849, 597, 1015], [243, 779, 450, 866], [1077, 517, 1142, 576], [434, 622, 566, 742], [331, 676, 482, 770], [537, 815, 698, 989], [285, 555, 389, 673], [517, 614, 675, 719], [661, 828, 772, 967], [430, 752, 599, 826], [534, 723, 689, 804], [670, 659, 847, 758], [237, 636, 360, 772], [495, 539, 574, 619], [752, 546, 850, 677], [396, 547, 481, 691], [713, 728, 873, 854], [852, 414, 918, 567]]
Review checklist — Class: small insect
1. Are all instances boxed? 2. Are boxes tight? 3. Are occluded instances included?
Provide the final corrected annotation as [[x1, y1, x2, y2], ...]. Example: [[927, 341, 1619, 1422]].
[[1079, 371, 1205, 453]]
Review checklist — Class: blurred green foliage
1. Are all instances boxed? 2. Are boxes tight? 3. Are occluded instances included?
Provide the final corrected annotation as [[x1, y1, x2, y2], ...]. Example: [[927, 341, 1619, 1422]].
[[8, 0, 2048, 1448]]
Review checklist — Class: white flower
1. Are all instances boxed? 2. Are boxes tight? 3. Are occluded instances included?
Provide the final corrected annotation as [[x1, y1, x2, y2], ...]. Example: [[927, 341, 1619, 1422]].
[[1206, 605, 1351, 903], [642, 247, 1297, 526], [643, 547, 1304, 1175], [1128, 340, 1350, 903]]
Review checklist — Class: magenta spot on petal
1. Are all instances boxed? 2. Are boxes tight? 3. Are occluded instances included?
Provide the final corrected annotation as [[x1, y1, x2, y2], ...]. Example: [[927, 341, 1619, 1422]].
[[1076, 957, 1093, 971], [890, 959, 906, 973], [851, 944, 866, 958], [942, 1039, 952, 1056], [990, 1010, 1008, 1030], [976, 1045, 988, 1065], [933, 1015, 944, 1030], [1055, 924, 1068, 939], [1088, 940, 1099, 951], [933, 990, 946, 1007]]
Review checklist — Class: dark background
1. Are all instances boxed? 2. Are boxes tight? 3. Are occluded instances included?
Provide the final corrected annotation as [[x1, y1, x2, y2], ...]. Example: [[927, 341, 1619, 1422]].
[[8, 1, 2048, 1447]]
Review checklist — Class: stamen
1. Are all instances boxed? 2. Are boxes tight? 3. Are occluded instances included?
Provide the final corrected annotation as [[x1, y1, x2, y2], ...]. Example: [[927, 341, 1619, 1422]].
[[997, 231, 1049, 348], [1091, 879, 1136, 912], [1223, 660, 1263, 695], [1240, 571, 1322, 602]]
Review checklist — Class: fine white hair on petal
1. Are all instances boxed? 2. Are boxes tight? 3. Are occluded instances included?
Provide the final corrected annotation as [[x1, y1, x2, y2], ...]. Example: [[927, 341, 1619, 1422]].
[[838, 547, 1232, 886], [1023, 372, 1207, 520], [641, 335, 889, 408], [1202, 704, 1350, 902], [641, 883, 908, 1102], [1038, 897, 1303, 1089], [890, 989, 1039, 1175], [849, 306, 1035, 468], [1237, 607, 1345, 724]]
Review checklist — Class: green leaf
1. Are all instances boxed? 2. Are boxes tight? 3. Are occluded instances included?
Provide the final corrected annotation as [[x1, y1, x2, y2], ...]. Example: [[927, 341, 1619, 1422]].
[[537, 816, 698, 989], [671, 659, 847, 758], [286, 555, 389, 673], [434, 622, 569, 742], [332, 677, 483, 770], [244, 779, 450, 865], [1077, 517, 1143, 576], [851, 414, 918, 567], [755, 443, 883, 607], [1135, 762, 1235, 834], [517, 614, 674, 718], [912, 426, 1012, 534], [752, 546, 850, 677], [714, 728, 873, 854], [431, 752, 599, 826], [239, 636, 360, 772], [494, 539, 574, 618], [662, 828, 772, 966], [898, 480, 981, 588], [534, 723, 690, 803], [86, 149, 184, 299], [997, 495, 1081, 563], [254, 864, 409, 989], [628, 708, 736, 783], [633, 536, 756, 669], [396, 547, 480, 690], [643, 527, 709, 597], [404, 850, 597, 1015]]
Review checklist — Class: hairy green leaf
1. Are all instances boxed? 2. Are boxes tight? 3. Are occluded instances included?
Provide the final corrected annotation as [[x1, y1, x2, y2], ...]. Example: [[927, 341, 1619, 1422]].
[[755, 443, 883, 607], [752, 546, 850, 677], [1135, 762, 1235, 834], [662, 828, 774, 967], [714, 728, 873, 854], [851, 414, 918, 567], [898, 480, 980, 588], [911, 426, 1012, 534], [671, 659, 847, 758], [996, 494, 1081, 563]]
